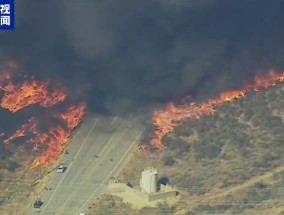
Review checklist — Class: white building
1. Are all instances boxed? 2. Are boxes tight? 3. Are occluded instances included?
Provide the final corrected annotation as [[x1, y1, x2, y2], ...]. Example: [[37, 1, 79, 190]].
[[140, 167, 157, 193]]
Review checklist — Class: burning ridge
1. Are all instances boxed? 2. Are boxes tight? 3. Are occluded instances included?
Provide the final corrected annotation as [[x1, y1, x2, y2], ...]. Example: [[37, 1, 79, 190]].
[[29, 102, 86, 169], [143, 69, 284, 150], [0, 61, 86, 169]]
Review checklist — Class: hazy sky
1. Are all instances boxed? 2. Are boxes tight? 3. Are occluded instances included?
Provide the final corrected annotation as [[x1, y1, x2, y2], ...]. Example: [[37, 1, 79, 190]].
[[1, 0, 284, 115]]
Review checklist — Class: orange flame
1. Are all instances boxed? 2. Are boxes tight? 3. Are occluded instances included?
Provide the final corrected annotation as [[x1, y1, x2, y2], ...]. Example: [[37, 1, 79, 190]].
[[55, 103, 87, 129], [0, 62, 87, 169], [0, 80, 66, 112], [4, 117, 38, 144], [146, 69, 284, 150], [30, 102, 86, 169], [4, 103, 86, 169], [29, 126, 70, 169]]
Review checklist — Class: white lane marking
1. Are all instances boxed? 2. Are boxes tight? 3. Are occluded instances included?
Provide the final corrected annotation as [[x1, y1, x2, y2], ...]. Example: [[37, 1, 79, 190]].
[[56, 120, 128, 213], [111, 116, 117, 124], [39, 118, 98, 214], [74, 131, 142, 214], [98, 126, 125, 157]]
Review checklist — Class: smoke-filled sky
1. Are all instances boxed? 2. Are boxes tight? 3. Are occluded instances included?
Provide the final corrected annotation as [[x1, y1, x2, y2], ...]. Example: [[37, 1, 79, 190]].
[[1, 0, 284, 116]]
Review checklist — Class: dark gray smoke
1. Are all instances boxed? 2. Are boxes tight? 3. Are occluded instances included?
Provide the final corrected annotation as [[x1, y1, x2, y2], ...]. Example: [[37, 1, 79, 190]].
[[1, 0, 284, 116]]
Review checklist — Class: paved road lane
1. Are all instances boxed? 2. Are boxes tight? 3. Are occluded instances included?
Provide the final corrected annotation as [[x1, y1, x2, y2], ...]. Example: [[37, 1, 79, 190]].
[[27, 115, 144, 215]]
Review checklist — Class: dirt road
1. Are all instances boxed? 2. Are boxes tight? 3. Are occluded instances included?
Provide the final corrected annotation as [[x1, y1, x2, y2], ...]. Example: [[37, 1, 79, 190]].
[[176, 163, 284, 215]]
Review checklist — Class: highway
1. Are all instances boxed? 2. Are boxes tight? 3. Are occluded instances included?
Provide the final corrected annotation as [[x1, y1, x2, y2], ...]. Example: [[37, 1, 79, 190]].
[[26, 115, 144, 215]]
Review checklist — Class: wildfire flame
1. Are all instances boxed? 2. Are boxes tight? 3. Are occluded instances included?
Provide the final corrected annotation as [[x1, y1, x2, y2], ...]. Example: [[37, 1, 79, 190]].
[[4, 117, 38, 144], [0, 62, 87, 169], [29, 126, 70, 169], [55, 103, 87, 130], [3, 102, 86, 169], [146, 69, 284, 150], [29, 102, 86, 169], [0, 80, 66, 113]]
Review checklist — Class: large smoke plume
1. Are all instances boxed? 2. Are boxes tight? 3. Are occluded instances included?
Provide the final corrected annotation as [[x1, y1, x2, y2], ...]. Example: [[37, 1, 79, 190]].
[[1, 0, 284, 116]]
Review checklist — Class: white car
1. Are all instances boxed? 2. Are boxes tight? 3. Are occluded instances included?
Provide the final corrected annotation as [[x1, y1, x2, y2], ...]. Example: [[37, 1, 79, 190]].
[[57, 165, 66, 173]]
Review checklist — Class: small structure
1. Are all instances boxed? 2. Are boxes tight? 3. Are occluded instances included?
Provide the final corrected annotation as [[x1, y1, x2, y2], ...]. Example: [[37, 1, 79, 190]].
[[140, 167, 157, 194], [106, 167, 178, 207]]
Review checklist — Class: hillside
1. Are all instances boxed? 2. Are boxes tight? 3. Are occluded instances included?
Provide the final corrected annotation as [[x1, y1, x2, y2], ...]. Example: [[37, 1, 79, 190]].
[[88, 84, 284, 215]]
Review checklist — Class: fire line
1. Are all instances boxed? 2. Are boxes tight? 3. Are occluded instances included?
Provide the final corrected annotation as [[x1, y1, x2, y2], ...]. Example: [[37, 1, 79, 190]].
[[142, 69, 284, 150], [0, 64, 86, 169]]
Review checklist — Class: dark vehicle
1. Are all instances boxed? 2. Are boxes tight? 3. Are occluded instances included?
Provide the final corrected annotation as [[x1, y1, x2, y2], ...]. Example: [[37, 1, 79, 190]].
[[33, 200, 43, 208], [126, 182, 133, 188]]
